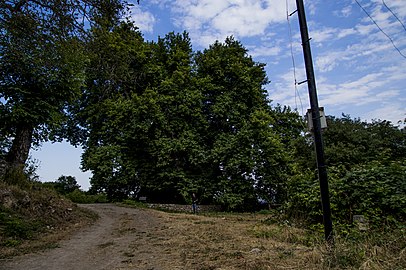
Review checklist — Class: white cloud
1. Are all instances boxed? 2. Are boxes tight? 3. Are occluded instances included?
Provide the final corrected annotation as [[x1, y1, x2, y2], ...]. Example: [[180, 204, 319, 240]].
[[248, 45, 281, 57], [316, 53, 340, 72], [270, 51, 406, 118], [161, 0, 297, 47], [337, 28, 358, 39], [364, 102, 406, 124], [383, 0, 406, 17], [310, 27, 357, 45], [317, 66, 406, 108], [128, 5, 156, 33], [267, 67, 309, 112], [356, 0, 406, 38], [334, 5, 353, 17], [354, 23, 376, 36], [305, 0, 319, 15]]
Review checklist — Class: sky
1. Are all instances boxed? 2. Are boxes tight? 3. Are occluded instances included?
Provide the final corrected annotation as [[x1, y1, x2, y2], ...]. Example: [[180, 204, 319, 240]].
[[33, 0, 406, 190]]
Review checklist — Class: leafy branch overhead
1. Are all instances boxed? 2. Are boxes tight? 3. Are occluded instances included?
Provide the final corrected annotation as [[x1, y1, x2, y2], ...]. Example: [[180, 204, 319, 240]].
[[0, 0, 127, 166]]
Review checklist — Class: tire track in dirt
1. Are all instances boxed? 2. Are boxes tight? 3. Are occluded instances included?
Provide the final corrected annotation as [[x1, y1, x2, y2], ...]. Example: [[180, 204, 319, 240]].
[[1, 204, 173, 270]]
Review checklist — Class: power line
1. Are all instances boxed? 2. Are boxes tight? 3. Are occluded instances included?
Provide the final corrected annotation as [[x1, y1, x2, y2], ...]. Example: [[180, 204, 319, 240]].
[[285, 0, 304, 117], [354, 0, 406, 59], [382, 0, 406, 33]]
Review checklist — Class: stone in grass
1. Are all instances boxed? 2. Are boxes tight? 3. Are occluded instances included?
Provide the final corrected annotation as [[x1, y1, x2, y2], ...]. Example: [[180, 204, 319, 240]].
[[250, 248, 262, 254], [353, 215, 368, 231]]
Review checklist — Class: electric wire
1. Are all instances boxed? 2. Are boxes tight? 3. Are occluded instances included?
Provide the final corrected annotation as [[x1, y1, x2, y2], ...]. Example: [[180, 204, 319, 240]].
[[382, 0, 406, 33], [354, 0, 406, 59], [286, 0, 304, 117]]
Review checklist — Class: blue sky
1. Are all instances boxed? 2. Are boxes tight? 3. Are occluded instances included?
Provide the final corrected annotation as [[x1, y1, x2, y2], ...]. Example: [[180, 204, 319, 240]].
[[33, 0, 406, 190]]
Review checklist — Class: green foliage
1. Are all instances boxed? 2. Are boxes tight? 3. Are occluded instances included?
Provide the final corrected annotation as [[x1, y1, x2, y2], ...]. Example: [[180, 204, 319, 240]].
[[65, 190, 108, 204], [40, 179, 107, 203], [256, 209, 273, 215], [286, 115, 406, 227], [324, 115, 406, 167], [284, 168, 322, 223], [0, 207, 42, 246], [120, 199, 146, 208], [74, 27, 294, 210], [1, 214, 40, 240], [2, 159, 40, 188], [3, 165, 29, 188], [286, 161, 406, 226], [331, 161, 406, 225], [0, 0, 128, 171], [55, 175, 81, 194]]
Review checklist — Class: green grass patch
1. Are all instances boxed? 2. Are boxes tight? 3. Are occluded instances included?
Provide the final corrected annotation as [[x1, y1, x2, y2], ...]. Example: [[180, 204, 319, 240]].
[[120, 199, 147, 208], [0, 208, 44, 245]]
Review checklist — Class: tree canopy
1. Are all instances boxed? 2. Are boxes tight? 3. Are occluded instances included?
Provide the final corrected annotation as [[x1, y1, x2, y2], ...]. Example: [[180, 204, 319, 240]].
[[74, 26, 296, 209], [0, 0, 126, 167]]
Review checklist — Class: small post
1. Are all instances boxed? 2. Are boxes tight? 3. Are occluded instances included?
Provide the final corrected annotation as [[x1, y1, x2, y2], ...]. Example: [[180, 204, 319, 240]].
[[295, 0, 334, 243]]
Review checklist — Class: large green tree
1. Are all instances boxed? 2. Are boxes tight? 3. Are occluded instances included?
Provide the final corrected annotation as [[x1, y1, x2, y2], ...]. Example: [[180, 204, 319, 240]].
[[78, 21, 158, 200], [79, 32, 295, 208], [80, 29, 204, 202], [138, 32, 207, 203], [323, 115, 406, 168], [194, 37, 293, 209], [0, 0, 126, 172]]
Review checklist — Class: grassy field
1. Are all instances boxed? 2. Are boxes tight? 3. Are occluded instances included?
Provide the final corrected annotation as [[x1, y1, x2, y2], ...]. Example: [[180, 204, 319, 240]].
[[146, 210, 405, 270]]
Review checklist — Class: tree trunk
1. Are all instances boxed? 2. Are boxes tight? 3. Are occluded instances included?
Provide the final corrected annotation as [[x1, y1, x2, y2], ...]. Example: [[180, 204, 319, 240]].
[[5, 124, 34, 166]]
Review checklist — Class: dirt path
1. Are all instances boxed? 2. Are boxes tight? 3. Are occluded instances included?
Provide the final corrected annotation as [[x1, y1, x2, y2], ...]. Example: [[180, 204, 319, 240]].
[[1, 204, 327, 270], [1, 204, 181, 270]]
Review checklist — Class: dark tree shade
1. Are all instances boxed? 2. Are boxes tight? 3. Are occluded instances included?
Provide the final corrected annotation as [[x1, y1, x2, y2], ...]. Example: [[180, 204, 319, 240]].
[[0, 0, 126, 173]]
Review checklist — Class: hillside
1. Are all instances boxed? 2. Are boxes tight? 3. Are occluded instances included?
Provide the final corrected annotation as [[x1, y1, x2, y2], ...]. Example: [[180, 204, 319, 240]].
[[0, 182, 97, 258]]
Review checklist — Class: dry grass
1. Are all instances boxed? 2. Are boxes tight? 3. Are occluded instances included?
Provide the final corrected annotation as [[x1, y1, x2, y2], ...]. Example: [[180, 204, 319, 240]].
[[149, 212, 324, 270], [146, 210, 405, 270]]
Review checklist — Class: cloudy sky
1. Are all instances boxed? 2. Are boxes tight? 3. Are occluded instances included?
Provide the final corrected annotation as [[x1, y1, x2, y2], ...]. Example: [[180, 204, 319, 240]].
[[34, 0, 406, 189]]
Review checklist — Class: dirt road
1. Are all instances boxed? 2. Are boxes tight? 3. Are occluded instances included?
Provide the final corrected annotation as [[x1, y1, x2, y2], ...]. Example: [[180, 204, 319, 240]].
[[1, 204, 181, 270], [1, 204, 327, 270]]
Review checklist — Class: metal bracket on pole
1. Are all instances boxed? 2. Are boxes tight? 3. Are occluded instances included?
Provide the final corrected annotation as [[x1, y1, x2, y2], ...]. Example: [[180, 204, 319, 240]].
[[297, 79, 308, 85], [289, 10, 298, 17], [302, 38, 312, 45]]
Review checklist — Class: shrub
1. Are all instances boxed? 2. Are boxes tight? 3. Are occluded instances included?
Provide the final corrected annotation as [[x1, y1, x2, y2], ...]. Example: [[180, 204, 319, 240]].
[[331, 161, 405, 225], [65, 190, 108, 204], [0, 207, 42, 246], [285, 161, 406, 227]]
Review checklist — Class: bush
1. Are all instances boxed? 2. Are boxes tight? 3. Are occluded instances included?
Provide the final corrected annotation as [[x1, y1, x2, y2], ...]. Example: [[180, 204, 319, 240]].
[[121, 199, 146, 208], [285, 161, 406, 227], [284, 169, 323, 224], [3, 165, 30, 188], [332, 161, 405, 225], [65, 190, 108, 204], [0, 207, 43, 247]]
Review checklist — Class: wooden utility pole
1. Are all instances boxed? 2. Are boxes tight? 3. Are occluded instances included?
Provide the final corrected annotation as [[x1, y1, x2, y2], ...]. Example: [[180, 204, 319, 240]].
[[295, 0, 334, 243]]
